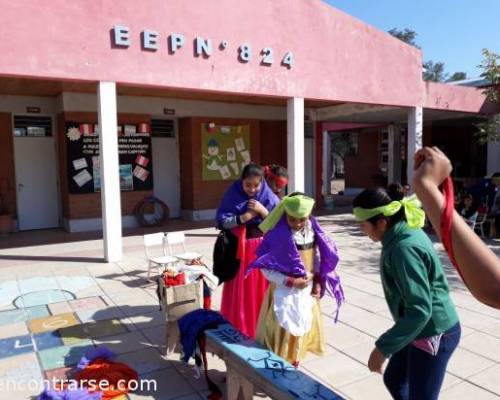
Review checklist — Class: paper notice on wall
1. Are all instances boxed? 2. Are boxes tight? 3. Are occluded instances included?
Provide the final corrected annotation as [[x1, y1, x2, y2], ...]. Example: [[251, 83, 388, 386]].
[[133, 165, 150, 182], [135, 154, 150, 167], [219, 165, 231, 180], [230, 162, 239, 175], [241, 161, 249, 170], [124, 125, 137, 136], [235, 137, 245, 151], [72, 158, 88, 171], [73, 169, 92, 187], [240, 150, 251, 163], [92, 156, 100, 169], [220, 126, 231, 134], [226, 147, 236, 161]]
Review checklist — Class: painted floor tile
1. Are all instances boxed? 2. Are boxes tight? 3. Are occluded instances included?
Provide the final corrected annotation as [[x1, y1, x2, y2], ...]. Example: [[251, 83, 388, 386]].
[[0, 321, 28, 339], [48, 301, 73, 315], [58, 324, 90, 345], [28, 312, 78, 334], [0, 334, 35, 359], [38, 341, 94, 370], [69, 296, 106, 312], [0, 305, 49, 325], [33, 330, 63, 351], [19, 277, 59, 294], [0, 352, 43, 396], [44, 366, 74, 382], [85, 319, 128, 339], [15, 289, 76, 308]]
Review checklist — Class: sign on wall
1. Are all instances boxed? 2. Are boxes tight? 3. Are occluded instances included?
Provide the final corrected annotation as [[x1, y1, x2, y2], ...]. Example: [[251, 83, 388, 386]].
[[201, 124, 251, 181], [66, 122, 153, 194]]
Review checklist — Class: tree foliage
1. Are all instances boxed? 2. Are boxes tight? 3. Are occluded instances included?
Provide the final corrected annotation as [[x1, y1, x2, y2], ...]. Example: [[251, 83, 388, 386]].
[[388, 28, 420, 48], [447, 72, 467, 82], [475, 49, 500, 143]]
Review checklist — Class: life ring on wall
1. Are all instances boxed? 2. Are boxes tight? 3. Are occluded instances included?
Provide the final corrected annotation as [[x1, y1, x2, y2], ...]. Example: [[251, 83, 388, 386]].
[[135, 196, 169, 226]]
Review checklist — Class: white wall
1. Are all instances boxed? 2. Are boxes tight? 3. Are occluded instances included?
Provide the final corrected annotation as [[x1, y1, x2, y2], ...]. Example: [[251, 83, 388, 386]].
[[61, 92, 288, 120]]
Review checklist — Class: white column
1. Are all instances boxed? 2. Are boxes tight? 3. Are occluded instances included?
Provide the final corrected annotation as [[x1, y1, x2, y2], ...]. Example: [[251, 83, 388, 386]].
[[388, 124, 402, 184], [407, 107, 423, 184], [98, 81, 122, 262], [287, 97, 305, 193], [322, 130, 331, 195]]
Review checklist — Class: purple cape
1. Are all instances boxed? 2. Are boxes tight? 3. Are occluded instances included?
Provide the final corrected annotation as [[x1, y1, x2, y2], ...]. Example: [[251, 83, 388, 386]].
[[215, 179, 279, 228], [248, 215, 344, 320]]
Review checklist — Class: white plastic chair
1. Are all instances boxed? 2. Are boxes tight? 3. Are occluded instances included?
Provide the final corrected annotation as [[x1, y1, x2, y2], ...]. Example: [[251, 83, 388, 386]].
[[473, 209, 489, 238], [165, 231, 202, 262], [143, 232, 178, 281]]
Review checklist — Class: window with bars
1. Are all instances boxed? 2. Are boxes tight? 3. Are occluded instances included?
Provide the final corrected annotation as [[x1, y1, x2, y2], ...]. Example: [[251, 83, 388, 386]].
[[151, 118, 175, 138], [13, 115, 52, 137]]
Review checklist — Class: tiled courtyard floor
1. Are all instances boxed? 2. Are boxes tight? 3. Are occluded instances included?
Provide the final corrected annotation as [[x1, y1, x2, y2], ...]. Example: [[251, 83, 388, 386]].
[[0, 213, 499, 399]]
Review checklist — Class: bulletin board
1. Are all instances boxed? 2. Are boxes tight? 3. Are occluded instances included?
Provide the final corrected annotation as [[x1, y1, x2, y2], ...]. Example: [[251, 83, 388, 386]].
[[66, 122, 153, 194], [201, 123, 251, 181]]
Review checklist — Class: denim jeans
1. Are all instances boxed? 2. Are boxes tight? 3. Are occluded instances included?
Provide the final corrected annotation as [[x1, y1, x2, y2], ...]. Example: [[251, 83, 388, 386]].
[[383, 322, 461, 400]]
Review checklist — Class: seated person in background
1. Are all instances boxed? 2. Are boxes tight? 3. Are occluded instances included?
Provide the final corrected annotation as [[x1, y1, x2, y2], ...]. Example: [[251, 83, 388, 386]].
[[456, 193, 478, 227]]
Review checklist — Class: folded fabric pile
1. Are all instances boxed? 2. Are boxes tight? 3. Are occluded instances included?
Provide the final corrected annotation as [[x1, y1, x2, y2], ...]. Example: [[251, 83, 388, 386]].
[[38, 347, 138, 400]]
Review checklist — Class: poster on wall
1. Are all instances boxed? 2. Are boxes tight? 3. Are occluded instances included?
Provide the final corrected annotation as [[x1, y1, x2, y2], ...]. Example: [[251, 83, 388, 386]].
[[66, 122, 153, 194], [201, 124, 251, 181]]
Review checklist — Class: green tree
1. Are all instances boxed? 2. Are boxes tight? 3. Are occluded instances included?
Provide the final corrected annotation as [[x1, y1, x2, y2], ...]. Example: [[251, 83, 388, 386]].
[[447, 72, 467, 82], [475, 49, 500, 143], [388, 28, 420, 48], [423, 60, 449, 82]]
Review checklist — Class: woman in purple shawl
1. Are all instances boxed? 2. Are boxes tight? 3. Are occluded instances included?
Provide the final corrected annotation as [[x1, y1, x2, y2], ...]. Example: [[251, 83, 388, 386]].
[[248, 193, 344, 367], [215, 163, 279, 338]]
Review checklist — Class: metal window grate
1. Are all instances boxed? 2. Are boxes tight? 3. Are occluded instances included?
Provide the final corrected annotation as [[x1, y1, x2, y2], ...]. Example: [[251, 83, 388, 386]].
[[151, 119, 175, 138], [13, 115, 52, 137]]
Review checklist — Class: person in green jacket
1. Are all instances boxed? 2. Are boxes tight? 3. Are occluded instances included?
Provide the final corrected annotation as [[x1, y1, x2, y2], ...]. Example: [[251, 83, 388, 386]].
[[352, 183, 461, 400]]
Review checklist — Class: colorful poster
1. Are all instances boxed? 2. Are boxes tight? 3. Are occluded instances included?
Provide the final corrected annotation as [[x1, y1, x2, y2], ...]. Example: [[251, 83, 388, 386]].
[[66, 121, 153, 194], [201, 124, 251, 181]]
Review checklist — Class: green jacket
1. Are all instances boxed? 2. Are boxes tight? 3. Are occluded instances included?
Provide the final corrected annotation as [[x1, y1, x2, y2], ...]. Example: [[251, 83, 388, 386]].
[[375, 221, 459, 357]]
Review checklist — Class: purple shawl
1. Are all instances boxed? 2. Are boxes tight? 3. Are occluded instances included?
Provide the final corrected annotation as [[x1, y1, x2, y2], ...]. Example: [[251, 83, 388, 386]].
[[215, 179, 279, 228], [248, 215, 344, 320]]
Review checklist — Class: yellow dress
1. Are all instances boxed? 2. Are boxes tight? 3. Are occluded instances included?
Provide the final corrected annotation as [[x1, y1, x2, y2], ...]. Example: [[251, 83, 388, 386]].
[[255, 247, 325, 364]]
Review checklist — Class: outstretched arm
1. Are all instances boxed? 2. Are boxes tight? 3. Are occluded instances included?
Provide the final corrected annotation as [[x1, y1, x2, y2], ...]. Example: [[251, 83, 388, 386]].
[[412, 147, 500, 309]]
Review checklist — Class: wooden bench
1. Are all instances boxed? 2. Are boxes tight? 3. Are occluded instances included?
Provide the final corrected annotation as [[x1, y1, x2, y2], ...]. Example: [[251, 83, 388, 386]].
[[205, 323, 344, 400]]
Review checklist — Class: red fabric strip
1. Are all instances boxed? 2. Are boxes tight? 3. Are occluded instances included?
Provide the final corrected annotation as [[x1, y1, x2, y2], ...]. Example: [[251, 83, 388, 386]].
[[440, 177, 466, 282]]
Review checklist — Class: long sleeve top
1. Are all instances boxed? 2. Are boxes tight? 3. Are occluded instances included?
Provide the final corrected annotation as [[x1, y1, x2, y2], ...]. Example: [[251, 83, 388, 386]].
[[375, 222, 459, 357]]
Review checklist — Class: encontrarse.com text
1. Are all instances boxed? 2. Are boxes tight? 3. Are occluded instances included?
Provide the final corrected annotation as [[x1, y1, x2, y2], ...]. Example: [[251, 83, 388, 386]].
[[0, 378, 157, 392]]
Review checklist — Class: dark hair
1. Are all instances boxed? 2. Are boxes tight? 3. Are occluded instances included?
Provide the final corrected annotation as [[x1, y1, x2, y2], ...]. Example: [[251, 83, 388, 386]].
[[267, 164, 288, 178], [241, 163, 264, 180], [352, 185, 406, 226]]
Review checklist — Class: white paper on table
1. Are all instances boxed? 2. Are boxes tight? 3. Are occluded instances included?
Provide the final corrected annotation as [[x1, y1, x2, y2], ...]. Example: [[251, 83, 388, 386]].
[[219, 165, 231, 180], [240, 150, 251, 163], [235, 137, 245, 151], [72, 158, 88, 171], [73, 169, 92, 187], [226, 147, 236, 161], [230, 162, 239, 175]]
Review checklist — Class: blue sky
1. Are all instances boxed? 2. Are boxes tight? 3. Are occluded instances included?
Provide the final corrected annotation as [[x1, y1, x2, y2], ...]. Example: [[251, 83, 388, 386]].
[[324, 0, 500, 79]]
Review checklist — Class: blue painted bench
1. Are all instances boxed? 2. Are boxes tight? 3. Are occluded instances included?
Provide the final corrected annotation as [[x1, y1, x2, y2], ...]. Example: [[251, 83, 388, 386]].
[[205, 323, 344, 400]]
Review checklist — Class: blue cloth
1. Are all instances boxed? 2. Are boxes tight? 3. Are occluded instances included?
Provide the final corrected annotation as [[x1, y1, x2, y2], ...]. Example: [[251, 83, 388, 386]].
[[77, 346, 115, 370], [215, 179, 279, 229], [38, 388, 101, 400], [383, 322, 461, 400], [248, 215, 344, 319], [178, 309, 228, 362]]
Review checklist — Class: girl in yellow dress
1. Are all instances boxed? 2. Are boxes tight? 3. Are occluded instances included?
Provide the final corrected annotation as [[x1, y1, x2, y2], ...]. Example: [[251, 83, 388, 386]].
[[247, 193, 343, 367]]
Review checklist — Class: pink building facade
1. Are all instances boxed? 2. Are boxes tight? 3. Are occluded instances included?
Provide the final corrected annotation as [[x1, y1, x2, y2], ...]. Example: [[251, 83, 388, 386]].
[[0, 0, 497, 260]]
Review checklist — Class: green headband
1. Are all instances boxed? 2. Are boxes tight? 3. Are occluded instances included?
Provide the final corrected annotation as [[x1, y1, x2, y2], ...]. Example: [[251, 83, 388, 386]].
[[259, 195, 315, 233], [353, 194, 425, 229]]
